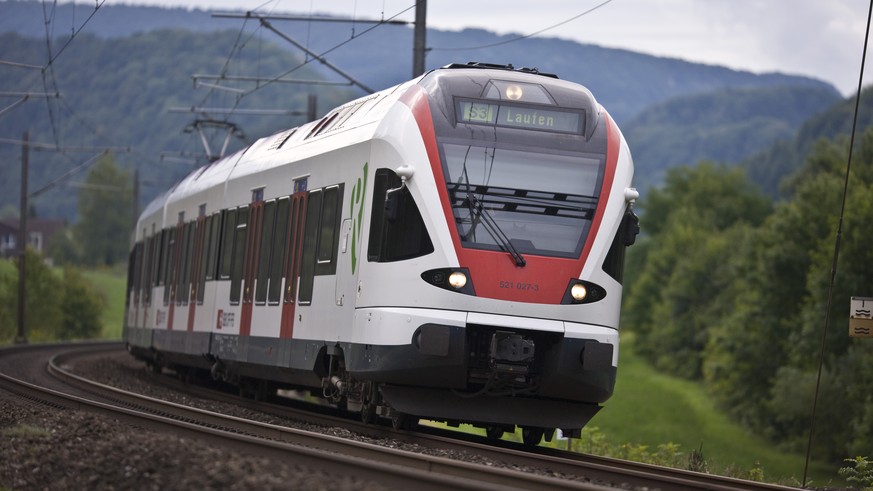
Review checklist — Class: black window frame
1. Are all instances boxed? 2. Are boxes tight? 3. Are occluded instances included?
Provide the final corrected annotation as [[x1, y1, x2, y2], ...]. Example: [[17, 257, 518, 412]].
[[368, 168, 434, 263], [229, 205, 249, 304], [255, 199, 277, 305]]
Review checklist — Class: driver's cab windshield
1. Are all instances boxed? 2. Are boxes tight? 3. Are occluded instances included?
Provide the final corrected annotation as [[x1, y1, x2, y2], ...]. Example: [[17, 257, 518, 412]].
[[441, 141, 604, 259]]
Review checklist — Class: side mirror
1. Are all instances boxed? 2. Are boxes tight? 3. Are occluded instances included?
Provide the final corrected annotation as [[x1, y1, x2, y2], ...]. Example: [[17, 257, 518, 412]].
[[622, 208, 640, 246], [395, 164, 415, 182]]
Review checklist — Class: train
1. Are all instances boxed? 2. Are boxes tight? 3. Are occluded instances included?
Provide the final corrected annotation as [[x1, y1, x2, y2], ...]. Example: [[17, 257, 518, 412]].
[[124, 62, 639, 445]]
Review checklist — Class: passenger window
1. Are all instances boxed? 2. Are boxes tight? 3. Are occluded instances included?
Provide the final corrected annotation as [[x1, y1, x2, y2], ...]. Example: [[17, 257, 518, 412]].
[[255, 200, 277, 305], [268, 197, 290, 304], [317, 187, 340, 264], [204, 212, 221, 282], [229, 206, 248, 304], [197, 214, 214, 304], [163, 228, 176, 305], [298, 191, 322, 304], [297, 184, 344, 305], [218, 209, 237, 279]]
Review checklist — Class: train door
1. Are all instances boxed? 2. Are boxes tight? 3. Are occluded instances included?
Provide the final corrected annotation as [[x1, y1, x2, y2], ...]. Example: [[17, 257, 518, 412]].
[[240, 199, 264, 337], [280, 192, 307, 338]]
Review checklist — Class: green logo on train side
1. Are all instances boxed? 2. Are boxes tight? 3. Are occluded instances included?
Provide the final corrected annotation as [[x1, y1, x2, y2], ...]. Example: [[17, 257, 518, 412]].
[[349, 162, 368, 274]]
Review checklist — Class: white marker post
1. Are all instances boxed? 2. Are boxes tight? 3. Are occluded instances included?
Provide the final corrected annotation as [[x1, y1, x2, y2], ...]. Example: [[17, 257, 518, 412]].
[[849, 297, 873, 337]]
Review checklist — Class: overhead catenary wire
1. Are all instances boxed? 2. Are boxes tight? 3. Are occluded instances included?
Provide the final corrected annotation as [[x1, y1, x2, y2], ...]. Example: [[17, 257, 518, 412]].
[[801, 0, 873, 487], [221, 4, 416, 101], [183, 2, 416, 158], [430, 0, 613, 51]]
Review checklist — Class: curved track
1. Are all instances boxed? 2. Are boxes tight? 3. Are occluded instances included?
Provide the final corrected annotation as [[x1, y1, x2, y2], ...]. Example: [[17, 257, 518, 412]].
[[1, 342, 803, 491]]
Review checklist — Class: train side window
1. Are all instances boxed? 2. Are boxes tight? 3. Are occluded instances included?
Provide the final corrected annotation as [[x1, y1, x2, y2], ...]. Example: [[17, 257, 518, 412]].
[[255, 199, 277, 305], [163, 228, 176, 305], [138, 237, 149, 303], [197, 214, 214, 304], [205, 211, 222, 281], [133, 241, 143, 300], [179, 221, 196, 305], [294, 177, 308, 193], [317, 186, 341, 268], [298, 190, 322, 304], [218, 208, 237, 279], [128, 242, 142, 305], [229, 206, 249, 304], [368, 168, 434, 262], [156, 229, 168, 287], [268, 197, 290, 304], [144, 237, 154, 304], [147, 234, 159, 305]]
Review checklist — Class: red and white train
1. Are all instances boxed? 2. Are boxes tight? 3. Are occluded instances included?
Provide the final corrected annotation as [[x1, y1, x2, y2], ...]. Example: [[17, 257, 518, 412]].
[[125, 62, 639, 444]]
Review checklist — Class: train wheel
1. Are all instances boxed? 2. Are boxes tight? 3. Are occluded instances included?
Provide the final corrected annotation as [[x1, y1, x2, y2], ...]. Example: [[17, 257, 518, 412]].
[[521, 426, 544, 446], [485, 425, 506, 440], [391, 411, 418, 431], [361, 403, 378, 424]]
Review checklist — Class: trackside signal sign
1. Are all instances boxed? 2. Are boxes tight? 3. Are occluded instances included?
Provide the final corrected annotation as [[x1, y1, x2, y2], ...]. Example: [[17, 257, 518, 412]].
[[850, 297, 873, 338]]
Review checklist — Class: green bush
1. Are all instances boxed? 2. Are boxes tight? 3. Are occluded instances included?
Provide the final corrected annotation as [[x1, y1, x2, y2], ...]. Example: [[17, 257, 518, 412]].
[[0, 250, 103, 344], [839, 456, 873, 491]]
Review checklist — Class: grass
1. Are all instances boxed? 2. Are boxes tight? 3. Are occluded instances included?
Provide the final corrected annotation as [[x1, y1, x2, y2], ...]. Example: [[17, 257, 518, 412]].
[[80, 266, 126, 339], [580, 332, 836, 486], [2, 424, 51, 438]]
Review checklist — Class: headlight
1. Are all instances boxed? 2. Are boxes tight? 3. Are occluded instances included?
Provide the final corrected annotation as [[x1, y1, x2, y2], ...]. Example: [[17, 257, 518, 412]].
[[570, 283, 587, 301], [421, 268, 476, 295], [561, 279, 606, 305], [448, 271, 468, 289]]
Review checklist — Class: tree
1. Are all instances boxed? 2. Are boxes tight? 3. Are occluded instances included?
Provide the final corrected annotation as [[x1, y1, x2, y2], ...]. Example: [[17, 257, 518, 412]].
[[703, 128, 873, 460], [624, 162, 771, 379], [0, 250, 63, 343], [60, 266, 104, 339], [76, 153, 133, 266], [0, 251, 105, 344]]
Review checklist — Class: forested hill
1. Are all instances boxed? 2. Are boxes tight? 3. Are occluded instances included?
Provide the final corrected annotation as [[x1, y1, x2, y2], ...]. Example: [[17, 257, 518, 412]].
[[0, 29, 356, 221], [625, 85, 842, 193], [1, 0, 838, 124]]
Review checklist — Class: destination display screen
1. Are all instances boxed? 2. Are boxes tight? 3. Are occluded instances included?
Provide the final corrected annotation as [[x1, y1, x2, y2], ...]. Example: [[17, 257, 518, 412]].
[[456, 99, 584, 134]]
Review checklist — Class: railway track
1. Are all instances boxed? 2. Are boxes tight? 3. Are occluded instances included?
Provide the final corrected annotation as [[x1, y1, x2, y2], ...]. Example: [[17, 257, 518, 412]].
[[1, 342, 804, 491]]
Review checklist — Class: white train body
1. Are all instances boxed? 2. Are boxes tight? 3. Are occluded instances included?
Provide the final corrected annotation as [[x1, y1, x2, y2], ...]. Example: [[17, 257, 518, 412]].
[[125, 63, 638, 437]]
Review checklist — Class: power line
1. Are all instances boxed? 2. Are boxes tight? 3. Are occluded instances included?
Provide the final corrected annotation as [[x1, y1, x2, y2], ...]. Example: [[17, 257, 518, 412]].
[[211, 12, 409, 25], [192, 74, 352, 86], [223, 4, 416, 100], [430, 0, 613, 51], [802, 0, 873, 486]]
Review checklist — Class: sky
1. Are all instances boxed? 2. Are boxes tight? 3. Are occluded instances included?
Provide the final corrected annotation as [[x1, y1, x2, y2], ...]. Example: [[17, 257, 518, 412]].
[[109, 0, 873, 96]]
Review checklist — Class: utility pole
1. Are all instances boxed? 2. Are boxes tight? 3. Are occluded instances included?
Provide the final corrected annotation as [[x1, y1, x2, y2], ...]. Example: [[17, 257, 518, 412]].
[[307, 94, 317, 122], [16, 131, 28, 344], [132, 167, 140, 228], [413, 1, 427, 77]]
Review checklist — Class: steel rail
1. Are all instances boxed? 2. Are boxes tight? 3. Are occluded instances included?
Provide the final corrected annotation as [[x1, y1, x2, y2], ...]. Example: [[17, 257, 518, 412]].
[[5, 344, 609, 491], [78, 347, 802, 491]]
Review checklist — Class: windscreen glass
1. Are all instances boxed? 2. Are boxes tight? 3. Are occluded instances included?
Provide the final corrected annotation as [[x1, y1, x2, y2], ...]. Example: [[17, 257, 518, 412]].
[[441, 142, 603, 258]]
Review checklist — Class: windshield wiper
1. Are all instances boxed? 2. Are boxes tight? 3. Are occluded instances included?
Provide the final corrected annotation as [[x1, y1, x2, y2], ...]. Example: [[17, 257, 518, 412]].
[[466, 192, 526, 267]]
